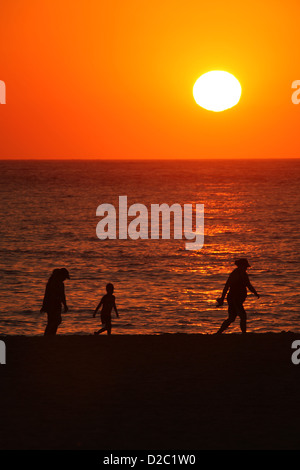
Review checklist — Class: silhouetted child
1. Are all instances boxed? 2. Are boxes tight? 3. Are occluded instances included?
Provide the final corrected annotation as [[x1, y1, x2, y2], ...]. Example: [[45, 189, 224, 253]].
[[93, 283, 119, 335]]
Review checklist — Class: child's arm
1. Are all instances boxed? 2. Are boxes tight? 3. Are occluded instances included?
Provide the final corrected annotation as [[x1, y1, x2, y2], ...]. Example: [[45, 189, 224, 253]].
[[113, 297, 119, 318], [93, 297, 103, 317]]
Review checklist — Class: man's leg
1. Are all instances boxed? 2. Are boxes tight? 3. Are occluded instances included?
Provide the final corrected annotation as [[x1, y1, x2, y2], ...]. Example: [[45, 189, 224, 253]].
[[216, 303, 236, 334], [239, 305, 247, 334]]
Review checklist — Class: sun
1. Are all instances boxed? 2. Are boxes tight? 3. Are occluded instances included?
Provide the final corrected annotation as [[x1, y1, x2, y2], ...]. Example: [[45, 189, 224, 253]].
[[193, 71, 242, 112]]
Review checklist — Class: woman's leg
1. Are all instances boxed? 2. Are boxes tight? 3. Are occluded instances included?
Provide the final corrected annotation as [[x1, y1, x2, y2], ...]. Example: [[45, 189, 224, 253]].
[[44, 318, 58, 336], [44, 311, 61, 336]]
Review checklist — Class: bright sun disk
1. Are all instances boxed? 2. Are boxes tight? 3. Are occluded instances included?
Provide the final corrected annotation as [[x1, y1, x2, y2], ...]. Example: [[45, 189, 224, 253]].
[[193, 71, 242, 112]]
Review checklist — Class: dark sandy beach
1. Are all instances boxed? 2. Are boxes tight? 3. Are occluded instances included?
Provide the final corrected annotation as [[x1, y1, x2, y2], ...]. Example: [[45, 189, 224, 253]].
[[0, 333, 299, 450]]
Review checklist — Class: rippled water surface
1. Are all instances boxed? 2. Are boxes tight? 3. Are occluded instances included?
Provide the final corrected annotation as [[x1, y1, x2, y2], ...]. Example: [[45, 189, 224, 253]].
[[0, 159, 299, 335]]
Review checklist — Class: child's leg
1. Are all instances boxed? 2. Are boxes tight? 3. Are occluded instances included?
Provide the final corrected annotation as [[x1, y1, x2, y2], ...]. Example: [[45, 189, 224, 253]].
[[106, 319, 112, 335], [95, 323, 107, 335]]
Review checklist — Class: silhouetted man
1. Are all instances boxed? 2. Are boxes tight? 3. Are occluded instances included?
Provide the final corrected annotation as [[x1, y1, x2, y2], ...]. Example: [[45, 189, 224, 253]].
[[215, 259, 259, 334], [40, 268, 70, 336]]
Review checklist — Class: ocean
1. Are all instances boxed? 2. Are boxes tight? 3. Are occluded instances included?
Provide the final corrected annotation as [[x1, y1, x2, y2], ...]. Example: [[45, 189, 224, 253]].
[[0, 159, 299, 335]]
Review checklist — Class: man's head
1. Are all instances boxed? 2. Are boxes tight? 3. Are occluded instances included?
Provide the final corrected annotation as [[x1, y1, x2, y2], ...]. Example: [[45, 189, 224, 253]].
[[235, 258, 251, 270]]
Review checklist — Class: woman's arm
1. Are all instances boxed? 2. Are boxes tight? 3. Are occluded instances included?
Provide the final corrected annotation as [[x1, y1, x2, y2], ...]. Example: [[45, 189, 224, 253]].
[[61, 284, 68, 312]]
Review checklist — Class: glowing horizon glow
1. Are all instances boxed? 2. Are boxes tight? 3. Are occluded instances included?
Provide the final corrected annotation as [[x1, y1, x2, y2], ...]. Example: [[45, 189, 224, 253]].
[[0, 1, 299, 159], [193, 71, 242, 112]]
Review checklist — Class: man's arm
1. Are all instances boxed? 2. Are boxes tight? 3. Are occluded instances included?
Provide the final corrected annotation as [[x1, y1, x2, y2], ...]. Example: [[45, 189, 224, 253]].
[[216, 277, 230, 306], [246, 276, 260, 298]]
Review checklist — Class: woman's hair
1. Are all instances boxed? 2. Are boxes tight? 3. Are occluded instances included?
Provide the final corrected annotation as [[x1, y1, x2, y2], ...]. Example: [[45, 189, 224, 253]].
[[48, 268, 61, 281]]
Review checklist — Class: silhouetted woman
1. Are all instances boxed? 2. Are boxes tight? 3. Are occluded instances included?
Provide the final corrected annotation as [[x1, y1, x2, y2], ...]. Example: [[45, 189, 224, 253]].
[[216, 259, 259, 334], [40, 268, 70, 336]]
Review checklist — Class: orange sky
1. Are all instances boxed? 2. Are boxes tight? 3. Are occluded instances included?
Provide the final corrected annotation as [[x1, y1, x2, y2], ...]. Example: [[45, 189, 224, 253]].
[[0, 0, 300, 159]]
